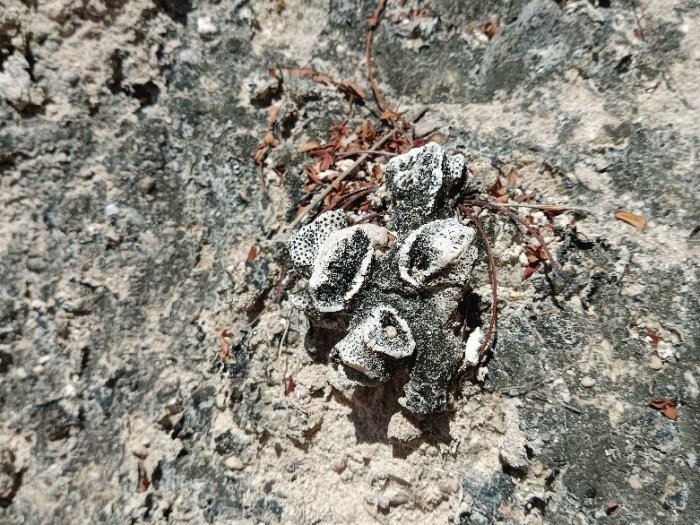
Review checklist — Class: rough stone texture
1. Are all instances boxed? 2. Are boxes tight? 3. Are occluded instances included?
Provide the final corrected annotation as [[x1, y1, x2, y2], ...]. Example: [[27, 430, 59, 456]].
[[0, 0, 698, 524]]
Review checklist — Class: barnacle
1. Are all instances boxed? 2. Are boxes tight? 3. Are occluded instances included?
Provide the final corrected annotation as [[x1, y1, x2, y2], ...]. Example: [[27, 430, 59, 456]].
[[308, 224, 389, 313], [398, 218, 477, 288], [288, 143, 480, 414], [334, 306, 415, 380]]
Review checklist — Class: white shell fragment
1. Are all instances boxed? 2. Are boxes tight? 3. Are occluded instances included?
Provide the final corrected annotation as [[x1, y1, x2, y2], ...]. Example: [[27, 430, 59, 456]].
[[308, 224, 389, 313], [464, 326, 484, 367], [398, 218, 477, 287], [288, 210, 347, 274]]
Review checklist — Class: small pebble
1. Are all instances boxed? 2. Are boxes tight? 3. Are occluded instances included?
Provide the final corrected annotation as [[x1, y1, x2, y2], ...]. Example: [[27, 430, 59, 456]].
[[225, 456, 244, 470], [384, 325, 398, 340], [332, 457, 347, 474], [197, 17, 217, 35], [581, 376, 595, 388], [649, 355, 663, 370], [138, 177, 156, 194], [132, 444, 148, 459], [530, 461, 544, 477]]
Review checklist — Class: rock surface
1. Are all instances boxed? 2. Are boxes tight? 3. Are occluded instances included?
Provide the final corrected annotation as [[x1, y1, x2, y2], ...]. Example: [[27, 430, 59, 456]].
[[0, 0, 698, 523]]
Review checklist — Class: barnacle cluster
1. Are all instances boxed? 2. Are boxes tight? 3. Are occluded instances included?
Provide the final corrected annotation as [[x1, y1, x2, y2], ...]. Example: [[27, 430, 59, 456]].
[[288, 143, 480, 413]]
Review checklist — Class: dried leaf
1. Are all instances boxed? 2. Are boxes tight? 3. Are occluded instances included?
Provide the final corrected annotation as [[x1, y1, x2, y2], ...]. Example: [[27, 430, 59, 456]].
[[315, 74, 335, 85], [319, 153, 335, 172], [522, 264, 540, 280], [359, 121, 375, 140], [645, 330, 660, 348], [305, 167, 324, 186], [339, 80, 366, 100], [649, 398, 678, 421], [284, 376, 296, 396], [615, 210, 647, 230], [484, 21, 499, 39], [246, 245, 259, 262], [253, 145, 269, 165], [371, 164, 383, 180], [218, 329, 234, 363], [298, 140, 321, 153], [262, 131, 278, 147], [268, 105, 280, 123], [137, 462, 150, 492], [380, 109, 400, 121], [308, 144, 336, 157], [506, 168, 518, 187]]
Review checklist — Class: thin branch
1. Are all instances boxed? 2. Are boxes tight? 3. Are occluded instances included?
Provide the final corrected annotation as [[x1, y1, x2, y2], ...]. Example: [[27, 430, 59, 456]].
[[460, 207, 498, 362], [336, 185, 379, 211], [464, 199, 591, 214], [336, 150, 398, 158]]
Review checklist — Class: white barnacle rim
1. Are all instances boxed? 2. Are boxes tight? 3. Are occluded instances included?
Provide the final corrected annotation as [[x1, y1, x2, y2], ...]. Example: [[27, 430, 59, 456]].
[[363, 306, 415, 359], [308, 224, 389, 313], [335, 305, 415, 379], [398, 218, 477, 287]]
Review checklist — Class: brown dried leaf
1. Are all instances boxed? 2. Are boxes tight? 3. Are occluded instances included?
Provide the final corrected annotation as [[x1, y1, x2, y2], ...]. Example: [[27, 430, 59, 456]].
[[649, 398, 678, 421], [615, 210, 647, 230], [246, 245, 259, 262], [305, 167, 324, 186], [284, 376, 296, 397], [262, 131, 278, 147], [298, 140, 321, 153], [315, 74, 335, 85], [253, 145, 269, 165], [506, 168, 518, 187], [484, 21, 499, 39], [645, 330, 660, 348], [359, 121, 375, 140], [218, 329, 234, 363], [137, 461, 150, 492], [379, 109, 400, 121], [522, 264, 540, 280], [339, 80, 366, 100], [319, 153, 334, 172], [268, 105, 280, 124]]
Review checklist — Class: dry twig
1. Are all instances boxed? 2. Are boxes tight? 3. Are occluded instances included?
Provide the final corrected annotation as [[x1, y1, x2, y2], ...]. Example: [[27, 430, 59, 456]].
[[460, 207, 498, 363]]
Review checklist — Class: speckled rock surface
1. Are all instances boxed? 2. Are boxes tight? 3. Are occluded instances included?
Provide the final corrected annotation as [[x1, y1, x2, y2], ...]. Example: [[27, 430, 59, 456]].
[[1, 1, 698, 524]]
